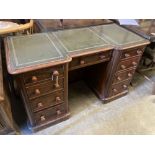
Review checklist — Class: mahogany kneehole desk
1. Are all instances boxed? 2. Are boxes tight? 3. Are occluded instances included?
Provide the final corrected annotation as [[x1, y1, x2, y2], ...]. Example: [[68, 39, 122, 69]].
[[4, 23, 149, 132]]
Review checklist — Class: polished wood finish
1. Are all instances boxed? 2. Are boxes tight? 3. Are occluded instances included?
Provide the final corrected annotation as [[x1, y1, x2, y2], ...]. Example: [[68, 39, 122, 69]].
[[93, 46, 147, 102], [4, 23, 150, 132], [23, 65, 64, 85], [18, 64, 70, 132], [85, 24, 150, 102], [112, 68, 135, 84], [69, 50, 112, 70], [30, 90, 64, 112], [25, 78, 64, 99]]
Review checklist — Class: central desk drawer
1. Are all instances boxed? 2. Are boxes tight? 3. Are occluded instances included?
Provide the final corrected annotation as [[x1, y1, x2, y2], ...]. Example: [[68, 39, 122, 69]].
[[23, 65, 64, 85], [30, 90, 64, 112], [69, 51, 111, 70], [117, 56, 140, 71], [112, 69, 135, 84], [26, 78, 64, 99], [34, 103, 67, 125]]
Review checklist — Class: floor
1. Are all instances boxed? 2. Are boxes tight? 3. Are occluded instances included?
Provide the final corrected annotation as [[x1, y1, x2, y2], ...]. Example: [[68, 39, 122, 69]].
[[19, 70, 155, 135]]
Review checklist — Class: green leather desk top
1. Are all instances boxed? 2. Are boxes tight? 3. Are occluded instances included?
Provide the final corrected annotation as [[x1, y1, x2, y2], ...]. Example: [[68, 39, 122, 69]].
[[6, 28, 113, 74], [5, 23, 149, 75], [90, 23, 149, 49], [5, 33, 71, 74], [51, 27, 112, 56]]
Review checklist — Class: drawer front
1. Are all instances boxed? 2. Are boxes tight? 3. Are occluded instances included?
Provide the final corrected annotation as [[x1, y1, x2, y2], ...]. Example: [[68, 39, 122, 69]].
[[26, 78, 64, 99], [112, 69, 135, 84], [34, 103, 67, 125], [117, 56, 140, 71], [30, 90, 64, 112], [110, 80, 130, 97], [23, 65, 64, 85], [69, 51, 111, 70], [121, 48, 143, 60]]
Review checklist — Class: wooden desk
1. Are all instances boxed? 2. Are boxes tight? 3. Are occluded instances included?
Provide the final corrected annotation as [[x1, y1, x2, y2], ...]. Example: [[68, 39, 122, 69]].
[[4, 24, 149, 132]]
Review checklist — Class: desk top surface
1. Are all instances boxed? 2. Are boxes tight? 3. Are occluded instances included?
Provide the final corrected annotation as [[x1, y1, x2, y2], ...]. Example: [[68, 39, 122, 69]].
[[52, 28, 111, 55], [90, 23, 149, 49], [5, 28, 112, 74], [5, 23, 149, 74], [5, 33, 72, 74]]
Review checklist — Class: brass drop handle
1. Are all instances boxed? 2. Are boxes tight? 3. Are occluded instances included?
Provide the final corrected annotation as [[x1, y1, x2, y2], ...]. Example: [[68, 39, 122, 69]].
[[128, 73, 132, 77], [52, 70, 60, 88], [35, 89, 40, 95], [80, 60, 85, 65], [125, 53, 130, 58], [123, 85, 127, 89], [37, 102, 43, 108], [32, 76, 37, 82], [56, 110, 61, 115], [40, 115, 46, 121], [99, 55, 106, 59], [137, 50, 142, 55], [121, 65, 126, 69], [56, 96, 61, 102], [117, 76, 121, 81], [113, 88, 117, 93], [132, 62, 137, 66]]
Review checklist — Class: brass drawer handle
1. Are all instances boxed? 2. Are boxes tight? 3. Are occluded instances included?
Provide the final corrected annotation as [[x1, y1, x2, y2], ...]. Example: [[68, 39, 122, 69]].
[[37, 102, 43, 108], [124, 53, 130, 58], [123, 85, 127, 89], [137, 50, 142, 55], [80, 60, 85, 65], [32, 76, 37, 82], [113, 88, 117, 93], [121, 65, 126, 69], [132, 62, 137, 67], [56, 96, 61, 102], [117, 76, 121, 81], [56, 110, 61, 115], [128, 73, 132, 77], [40, 115, 46, 121], [52, 70, 60, 88], [35, 89, 40, 95], [99, 55, 106, 59]]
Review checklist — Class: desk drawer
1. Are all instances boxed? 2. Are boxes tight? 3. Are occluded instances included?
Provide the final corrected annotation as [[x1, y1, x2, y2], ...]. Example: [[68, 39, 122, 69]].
[[23, 65, 64, 85], [121, 48, 143, 60], [110, 80, 130, 97], [30, 90, 64, 112], [117, 56, 140, 71], [69, 51, 111, 70], [34, 103, 67, 125], [26, 78, 64, 99], [112, 69, 135, 84]]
